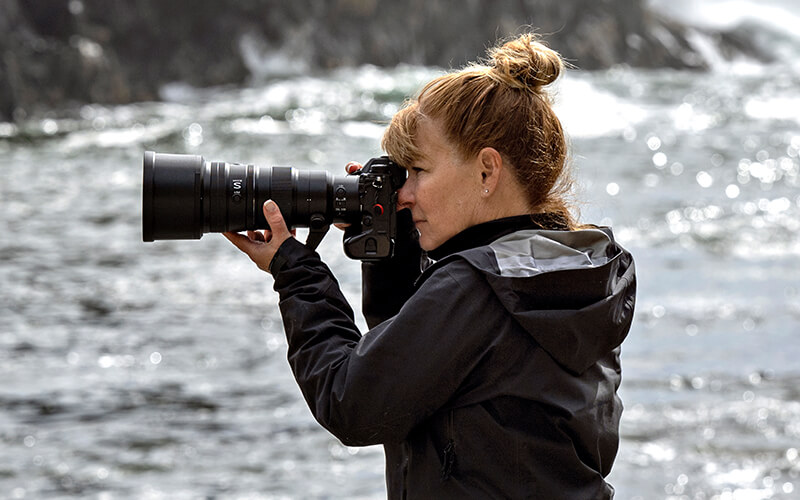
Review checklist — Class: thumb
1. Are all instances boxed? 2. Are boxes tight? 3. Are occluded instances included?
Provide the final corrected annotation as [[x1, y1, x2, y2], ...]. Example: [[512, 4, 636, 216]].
[[263, 200, 290, 237]]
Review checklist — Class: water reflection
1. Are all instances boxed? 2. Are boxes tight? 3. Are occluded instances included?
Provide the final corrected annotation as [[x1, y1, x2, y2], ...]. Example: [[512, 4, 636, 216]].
[[2, 26, 800, 500]]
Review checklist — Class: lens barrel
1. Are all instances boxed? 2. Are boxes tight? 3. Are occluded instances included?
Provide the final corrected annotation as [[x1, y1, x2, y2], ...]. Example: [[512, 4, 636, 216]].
[[142, 151, 360, 242]]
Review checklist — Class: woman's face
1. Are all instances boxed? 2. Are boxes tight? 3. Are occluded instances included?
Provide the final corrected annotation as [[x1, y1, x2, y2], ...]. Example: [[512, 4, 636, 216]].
[[395, 118, 483, 251]]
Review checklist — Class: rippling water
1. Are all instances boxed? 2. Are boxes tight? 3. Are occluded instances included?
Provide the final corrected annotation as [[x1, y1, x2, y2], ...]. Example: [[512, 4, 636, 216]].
[[2, 6, 800, 498]]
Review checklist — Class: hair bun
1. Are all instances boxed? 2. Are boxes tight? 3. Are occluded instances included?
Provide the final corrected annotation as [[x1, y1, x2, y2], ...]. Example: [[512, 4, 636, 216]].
[[488, 34, 564, 91]]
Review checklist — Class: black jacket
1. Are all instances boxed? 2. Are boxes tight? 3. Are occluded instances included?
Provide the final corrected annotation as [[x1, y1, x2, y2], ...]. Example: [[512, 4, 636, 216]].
[[271, 214, 636, 499]]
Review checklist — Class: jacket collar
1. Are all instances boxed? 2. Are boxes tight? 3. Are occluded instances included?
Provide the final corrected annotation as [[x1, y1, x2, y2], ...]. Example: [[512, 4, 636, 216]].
[[427, 213, 569, 261]]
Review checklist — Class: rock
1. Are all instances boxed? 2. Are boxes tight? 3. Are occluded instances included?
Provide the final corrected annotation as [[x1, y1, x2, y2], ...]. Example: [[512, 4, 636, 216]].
[[0, 0, 771, 121], [0, 0, 132, 120]]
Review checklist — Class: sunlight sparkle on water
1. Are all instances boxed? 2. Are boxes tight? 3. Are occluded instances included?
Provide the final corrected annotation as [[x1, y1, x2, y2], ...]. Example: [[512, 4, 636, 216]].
[[652, 152, 667, 168], [183, 122, 203, 146], [696, 171, 714, 188], [0, 122, 18, 137], [670, 162, 684, 176], [672, 102, 716, 131]]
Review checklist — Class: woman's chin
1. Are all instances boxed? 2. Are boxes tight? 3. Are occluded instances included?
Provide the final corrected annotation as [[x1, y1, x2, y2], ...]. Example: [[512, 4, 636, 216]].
[[417, 233, 441, 252], [417, 233, 433, 252]]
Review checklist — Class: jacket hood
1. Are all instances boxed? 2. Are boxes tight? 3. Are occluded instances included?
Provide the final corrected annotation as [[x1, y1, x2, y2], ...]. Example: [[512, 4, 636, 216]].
[[457, 227, 636, 375]]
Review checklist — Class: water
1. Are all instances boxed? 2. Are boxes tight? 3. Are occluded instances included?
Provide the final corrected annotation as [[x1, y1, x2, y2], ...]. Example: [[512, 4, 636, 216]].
[[2, 4, 800, 499]]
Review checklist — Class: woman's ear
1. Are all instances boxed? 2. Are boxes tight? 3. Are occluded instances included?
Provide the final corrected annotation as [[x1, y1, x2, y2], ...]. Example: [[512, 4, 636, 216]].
[[478, 147, 504, 195]]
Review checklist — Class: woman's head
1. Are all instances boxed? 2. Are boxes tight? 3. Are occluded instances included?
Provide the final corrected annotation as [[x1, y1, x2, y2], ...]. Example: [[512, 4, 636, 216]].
[[383, 33, 576, 234]]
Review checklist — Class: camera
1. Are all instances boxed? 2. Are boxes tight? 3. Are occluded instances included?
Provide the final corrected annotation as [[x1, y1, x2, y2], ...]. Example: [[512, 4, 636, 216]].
[[142, 151, 406, 261]]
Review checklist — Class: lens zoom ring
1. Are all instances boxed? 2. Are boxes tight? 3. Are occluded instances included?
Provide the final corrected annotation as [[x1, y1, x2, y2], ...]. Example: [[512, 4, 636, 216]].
[[270, 167, 294, 223]]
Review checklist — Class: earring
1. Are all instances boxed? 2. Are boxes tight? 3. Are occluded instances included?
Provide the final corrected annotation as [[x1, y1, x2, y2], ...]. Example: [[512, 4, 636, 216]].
[[484, 189, 489, 194]]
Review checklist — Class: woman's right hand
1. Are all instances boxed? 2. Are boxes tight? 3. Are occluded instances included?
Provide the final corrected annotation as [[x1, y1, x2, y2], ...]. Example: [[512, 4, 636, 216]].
[[334, 161, 363, 231]]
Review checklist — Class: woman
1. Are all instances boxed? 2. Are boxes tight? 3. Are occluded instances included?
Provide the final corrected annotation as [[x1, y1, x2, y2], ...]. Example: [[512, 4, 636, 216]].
[[226, 33, 636, 499]]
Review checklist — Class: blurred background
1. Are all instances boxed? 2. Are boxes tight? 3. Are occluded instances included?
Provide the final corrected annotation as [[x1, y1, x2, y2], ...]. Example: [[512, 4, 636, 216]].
[[1, 0, 798, 498]]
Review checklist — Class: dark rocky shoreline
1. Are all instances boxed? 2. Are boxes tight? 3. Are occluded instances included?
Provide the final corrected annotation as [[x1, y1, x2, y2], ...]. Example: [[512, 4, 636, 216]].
[[0, 0, 769, 122]]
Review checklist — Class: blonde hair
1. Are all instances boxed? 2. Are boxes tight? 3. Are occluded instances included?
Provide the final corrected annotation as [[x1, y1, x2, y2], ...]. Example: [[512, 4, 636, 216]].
[[382, 33, 577, 228]]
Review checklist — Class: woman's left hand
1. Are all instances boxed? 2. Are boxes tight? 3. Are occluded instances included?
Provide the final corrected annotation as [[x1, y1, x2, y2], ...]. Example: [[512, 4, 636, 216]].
[[224, 200, 295, 273]]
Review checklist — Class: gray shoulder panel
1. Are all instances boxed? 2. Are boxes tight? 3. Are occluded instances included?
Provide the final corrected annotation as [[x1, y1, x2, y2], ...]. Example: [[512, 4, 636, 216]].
[[489, 229, 613, 278]]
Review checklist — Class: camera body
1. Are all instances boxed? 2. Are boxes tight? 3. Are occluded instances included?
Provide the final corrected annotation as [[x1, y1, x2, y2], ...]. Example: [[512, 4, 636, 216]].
[[142, 151, 406, 261], [341, 156, 403, 260]]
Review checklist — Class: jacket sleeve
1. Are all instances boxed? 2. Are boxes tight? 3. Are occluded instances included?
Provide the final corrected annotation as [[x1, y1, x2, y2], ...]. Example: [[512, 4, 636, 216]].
[[272, 238, 496, 446], [360, 208, 424, 328]]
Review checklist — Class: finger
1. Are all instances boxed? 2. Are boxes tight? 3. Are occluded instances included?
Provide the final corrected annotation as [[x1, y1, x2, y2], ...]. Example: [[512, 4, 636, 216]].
[[247, 230, 266, 242], [224, 231, 257, 254], [263, 200, 291, 239], [333, 223, 351, 231], [345, 161, 362, 174]]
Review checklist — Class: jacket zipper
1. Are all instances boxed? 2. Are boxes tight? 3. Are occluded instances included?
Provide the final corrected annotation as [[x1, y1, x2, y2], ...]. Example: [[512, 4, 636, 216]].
[[441, 410, 456, 481]]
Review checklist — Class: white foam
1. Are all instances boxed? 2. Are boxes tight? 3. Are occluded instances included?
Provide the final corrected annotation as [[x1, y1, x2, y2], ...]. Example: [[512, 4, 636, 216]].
[[745, 96, 800, 124], [554, 75, 648, 139], [649, 0, 800, 71], [649, 0, 800, 36]]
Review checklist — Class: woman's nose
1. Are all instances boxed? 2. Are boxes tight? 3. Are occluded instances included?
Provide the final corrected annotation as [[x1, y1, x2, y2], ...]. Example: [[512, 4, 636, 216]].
[[396, 183, 414, 211]]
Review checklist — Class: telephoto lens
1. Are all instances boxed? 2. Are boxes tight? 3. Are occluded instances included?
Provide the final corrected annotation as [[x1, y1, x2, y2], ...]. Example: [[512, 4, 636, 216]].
[[142, 151, 360, 243]]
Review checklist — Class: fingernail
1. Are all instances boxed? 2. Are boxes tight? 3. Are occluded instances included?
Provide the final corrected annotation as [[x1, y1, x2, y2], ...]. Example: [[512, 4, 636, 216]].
[[265, 200, 276, 212]]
